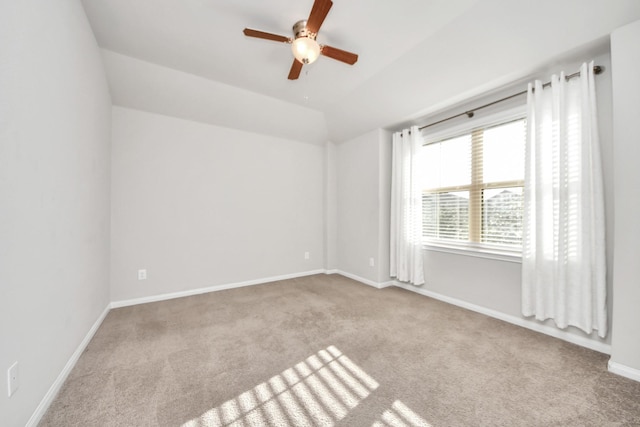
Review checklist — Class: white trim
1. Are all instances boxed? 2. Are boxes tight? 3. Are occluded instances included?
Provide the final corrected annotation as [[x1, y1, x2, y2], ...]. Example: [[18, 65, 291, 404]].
[[334, 270, 381, 288], [423, 243, 522, 263], [332, 270, 393, 289], [110, 270, 326, 308], [393, 281, 611, 355], [26, 304, 111, 427], [608, 360, 640, 382], [26, 268, 624, 427], [379, 280, 394, 288]]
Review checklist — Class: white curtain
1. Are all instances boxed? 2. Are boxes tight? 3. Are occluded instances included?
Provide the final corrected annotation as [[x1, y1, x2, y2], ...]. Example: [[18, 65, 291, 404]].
[[390, 126, 424, 285], [522, 61, 607, 337]]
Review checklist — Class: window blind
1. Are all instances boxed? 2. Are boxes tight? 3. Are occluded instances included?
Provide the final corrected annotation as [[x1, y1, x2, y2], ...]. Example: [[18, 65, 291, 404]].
[[420, 118, 526, 249]]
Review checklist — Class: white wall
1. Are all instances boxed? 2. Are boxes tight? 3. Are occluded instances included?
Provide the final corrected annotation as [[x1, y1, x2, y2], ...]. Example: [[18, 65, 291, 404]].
[[0, 7, 636, 427], [324, 142, 338, 271], [325, 0, 640, 142], [101, 50, 329, 146], [420, 50, 615, 349], [377, 130, 392, 282], [110, 107, 324, 302], [0, 1, 112, 425], [335, 129, 391, 284], [334, 48, 615, 351], [610, 19, 640, 375]]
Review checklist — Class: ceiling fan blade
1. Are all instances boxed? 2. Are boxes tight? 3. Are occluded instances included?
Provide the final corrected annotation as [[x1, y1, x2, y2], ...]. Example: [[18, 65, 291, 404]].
[[306, 0, 333, 34], [243, 28, 290, 43], [321, 45, 358, 65], [288, 59, 303, 80]]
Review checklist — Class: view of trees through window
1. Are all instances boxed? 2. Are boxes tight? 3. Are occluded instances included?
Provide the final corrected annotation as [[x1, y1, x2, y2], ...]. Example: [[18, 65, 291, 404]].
[[482, 187, 523, 246], [420, 118, 525, 250], [423, 192, 469, 241]]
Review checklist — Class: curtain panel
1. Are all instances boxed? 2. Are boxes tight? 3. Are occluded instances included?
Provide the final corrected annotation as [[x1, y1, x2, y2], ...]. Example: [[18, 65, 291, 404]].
[[522, 62, 607, 337], [390, 127, 424, 285]]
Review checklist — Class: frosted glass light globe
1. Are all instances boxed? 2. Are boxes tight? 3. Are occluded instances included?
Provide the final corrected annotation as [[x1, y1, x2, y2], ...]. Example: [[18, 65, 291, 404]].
[[291, 37, 320, 64]]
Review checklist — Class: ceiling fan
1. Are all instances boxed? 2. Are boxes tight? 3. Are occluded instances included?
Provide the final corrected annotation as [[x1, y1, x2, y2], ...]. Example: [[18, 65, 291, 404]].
[[243, 0, 358, 80]]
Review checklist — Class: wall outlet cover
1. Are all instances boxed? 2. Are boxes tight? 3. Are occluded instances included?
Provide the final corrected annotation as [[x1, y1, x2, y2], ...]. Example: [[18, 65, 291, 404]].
[[7, 362, 18, 397]]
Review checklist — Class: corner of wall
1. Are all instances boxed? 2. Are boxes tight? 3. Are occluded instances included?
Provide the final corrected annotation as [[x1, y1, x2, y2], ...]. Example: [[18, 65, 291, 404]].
[[0, 1, 113, 424], [324, 140, 338, 271], [377, 129, 393, 283], [609, 17, 640, 375]]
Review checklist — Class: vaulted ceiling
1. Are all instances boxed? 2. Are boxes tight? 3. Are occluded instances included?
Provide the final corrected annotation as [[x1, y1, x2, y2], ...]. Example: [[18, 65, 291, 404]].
[[81, 0, 640, 143]]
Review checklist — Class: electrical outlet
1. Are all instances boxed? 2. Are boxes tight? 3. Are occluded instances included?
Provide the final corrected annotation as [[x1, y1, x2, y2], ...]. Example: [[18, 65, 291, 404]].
[[304, 252, 310, 260], [7, 362, 18, 397], [369, 257, 375, 267], [138, 269, 147, 280]]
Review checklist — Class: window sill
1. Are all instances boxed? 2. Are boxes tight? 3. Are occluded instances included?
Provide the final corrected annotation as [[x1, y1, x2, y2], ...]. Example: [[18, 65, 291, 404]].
[[422, 243, 522, 263]]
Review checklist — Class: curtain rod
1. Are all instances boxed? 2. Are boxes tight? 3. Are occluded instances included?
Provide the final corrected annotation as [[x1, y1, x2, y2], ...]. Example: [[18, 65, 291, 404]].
[[418, 65, 603, 132]]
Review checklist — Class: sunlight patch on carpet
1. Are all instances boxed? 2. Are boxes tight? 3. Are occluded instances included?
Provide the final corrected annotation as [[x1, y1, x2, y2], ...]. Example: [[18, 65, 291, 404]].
[[182, 345, 388, 426], [182, 345, 431, 426], [372, 400, 433, 427]]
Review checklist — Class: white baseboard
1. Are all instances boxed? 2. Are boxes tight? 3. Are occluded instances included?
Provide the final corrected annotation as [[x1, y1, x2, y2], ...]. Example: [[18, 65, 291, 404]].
[[378, 280, 394, 288], [27, 267, 627, 427], [26, 304, 111, 427], [332, 270, 393, 289], [326, 271, 612, 356], [608, 360, 640, 382], [392, 281, 612, 355], [111, 269, 326, 308]]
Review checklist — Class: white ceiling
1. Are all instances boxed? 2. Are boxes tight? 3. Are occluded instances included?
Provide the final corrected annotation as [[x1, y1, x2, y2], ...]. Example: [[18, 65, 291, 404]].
[[81, 0, 479, 111], [81, 0, 640, 143]]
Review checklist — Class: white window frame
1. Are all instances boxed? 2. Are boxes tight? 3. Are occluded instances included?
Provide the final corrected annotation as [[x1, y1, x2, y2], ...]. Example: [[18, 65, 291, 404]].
[[420, 106, 526, 263]]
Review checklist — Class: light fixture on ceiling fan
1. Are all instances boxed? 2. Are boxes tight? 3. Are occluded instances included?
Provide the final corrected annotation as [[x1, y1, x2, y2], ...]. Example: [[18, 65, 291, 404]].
[[290, 20, 321, 65], [242, 0, 358, 80]]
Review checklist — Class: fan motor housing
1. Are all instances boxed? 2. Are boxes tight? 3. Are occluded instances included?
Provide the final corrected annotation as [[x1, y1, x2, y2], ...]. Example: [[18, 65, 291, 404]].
[[293, 20, 316, 39]]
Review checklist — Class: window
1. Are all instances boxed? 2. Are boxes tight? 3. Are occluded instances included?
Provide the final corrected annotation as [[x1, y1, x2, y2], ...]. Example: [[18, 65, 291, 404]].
[[419, 112, 526, 254]]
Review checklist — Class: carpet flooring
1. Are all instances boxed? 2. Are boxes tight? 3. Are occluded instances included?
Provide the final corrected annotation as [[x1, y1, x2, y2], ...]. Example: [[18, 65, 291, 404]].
[[40, 274, 640, 426]]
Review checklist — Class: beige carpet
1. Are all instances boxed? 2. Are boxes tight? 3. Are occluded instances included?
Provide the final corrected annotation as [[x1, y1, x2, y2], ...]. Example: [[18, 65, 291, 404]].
[[40, 274, 640, 426]]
